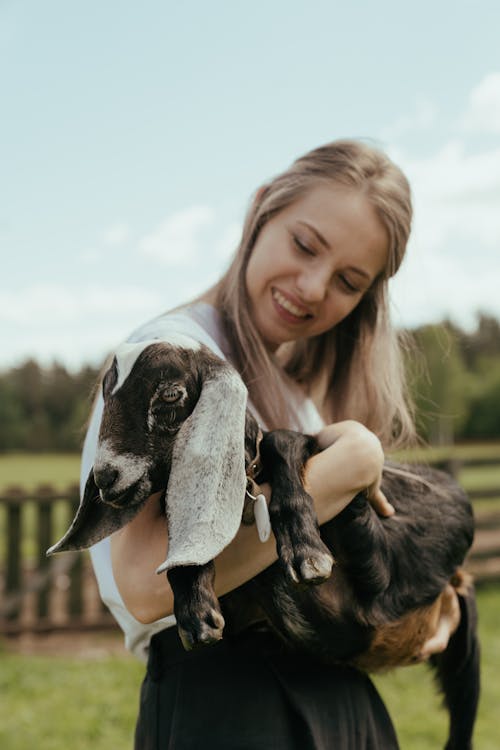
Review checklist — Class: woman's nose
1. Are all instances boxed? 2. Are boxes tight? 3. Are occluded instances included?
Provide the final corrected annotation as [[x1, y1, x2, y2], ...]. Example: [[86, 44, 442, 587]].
[[296, 269, 329, 303]]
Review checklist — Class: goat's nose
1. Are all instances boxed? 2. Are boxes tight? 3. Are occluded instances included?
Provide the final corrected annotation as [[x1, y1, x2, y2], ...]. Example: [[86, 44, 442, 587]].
[[94, 465, 119, 490]]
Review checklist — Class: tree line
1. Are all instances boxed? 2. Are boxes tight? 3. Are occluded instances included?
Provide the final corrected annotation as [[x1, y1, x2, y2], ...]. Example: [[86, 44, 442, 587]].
[[0, 314, 499, 452], [408, 314, 500, 444]]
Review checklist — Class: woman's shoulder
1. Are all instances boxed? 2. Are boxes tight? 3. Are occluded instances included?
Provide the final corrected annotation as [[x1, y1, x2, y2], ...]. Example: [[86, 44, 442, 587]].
[[126, 302, 230, 361]]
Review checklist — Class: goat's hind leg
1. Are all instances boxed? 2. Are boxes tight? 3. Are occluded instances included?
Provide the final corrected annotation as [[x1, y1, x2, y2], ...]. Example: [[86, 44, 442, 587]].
[[259, 430, 334, 585], [167, 561, 225, 651], [431, 583, 480, 750]]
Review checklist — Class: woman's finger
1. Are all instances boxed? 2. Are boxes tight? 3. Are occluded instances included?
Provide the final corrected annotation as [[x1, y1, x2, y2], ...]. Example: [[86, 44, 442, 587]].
[[366, 487, 395, 517]]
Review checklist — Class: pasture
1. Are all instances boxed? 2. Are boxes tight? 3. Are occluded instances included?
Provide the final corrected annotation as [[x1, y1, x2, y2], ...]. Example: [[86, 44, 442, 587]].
[[1, 586, 498, 749], [1, 449, 499, 748]]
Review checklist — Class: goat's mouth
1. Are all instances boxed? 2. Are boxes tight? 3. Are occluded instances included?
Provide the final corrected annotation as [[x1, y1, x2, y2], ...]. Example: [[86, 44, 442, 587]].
[[99, 479, 147, 508]]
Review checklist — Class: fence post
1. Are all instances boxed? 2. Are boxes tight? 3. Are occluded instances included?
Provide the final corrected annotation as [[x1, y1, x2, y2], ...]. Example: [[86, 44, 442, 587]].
[[437, 458, 462, 478], [36, 485, 55, 620], [67, 486, 84, 618], [5, 487, 24, 622]]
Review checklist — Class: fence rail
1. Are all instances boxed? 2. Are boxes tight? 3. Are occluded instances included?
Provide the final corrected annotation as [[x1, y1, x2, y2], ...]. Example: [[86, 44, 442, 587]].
[[1, 454, 499, 635], [0, 484, 116, 635]]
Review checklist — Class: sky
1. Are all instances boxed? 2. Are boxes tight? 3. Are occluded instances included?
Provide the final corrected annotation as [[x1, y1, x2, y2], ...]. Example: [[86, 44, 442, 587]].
[[1, 0, 500, 370]]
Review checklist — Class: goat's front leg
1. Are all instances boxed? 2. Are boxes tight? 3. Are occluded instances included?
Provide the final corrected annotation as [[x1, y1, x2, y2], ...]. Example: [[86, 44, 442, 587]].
[[167, 561, 225, 650], [259, 430, 334, 585]]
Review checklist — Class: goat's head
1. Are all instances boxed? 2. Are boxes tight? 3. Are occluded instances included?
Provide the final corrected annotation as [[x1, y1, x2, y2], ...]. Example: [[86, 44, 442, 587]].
[[94, 339, 204, 509], [48, 336, 249, 556]]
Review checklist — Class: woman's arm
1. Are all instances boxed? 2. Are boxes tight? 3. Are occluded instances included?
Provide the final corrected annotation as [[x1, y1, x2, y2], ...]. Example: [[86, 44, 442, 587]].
[[111, 420, 385, 624], [312, 420, 395, 518]]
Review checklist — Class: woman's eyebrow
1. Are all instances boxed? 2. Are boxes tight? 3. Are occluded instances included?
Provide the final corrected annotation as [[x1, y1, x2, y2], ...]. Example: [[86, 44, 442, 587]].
[[298, 220, 330, 249]]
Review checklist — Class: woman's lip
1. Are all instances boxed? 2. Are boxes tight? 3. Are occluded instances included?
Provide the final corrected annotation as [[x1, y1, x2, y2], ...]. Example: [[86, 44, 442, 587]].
[[271, 288, 313, 323]]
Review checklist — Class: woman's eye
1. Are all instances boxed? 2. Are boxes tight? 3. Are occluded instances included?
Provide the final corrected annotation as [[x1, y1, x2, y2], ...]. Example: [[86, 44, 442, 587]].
[[339, 275, 360, 294], [293, 235, 316, 257]]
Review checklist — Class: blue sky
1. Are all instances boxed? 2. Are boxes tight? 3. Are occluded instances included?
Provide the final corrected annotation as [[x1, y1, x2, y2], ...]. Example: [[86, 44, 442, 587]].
[[2, 0, 500, 369]]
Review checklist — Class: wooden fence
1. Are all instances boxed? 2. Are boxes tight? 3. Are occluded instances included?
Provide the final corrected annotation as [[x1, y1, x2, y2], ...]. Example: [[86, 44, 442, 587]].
[[0, 484, 116, 635], [434, 456, 500, 584], [1, 456, 499, 636]]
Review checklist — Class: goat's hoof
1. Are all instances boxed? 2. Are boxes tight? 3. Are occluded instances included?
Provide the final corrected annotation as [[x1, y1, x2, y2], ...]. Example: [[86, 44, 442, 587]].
[[177, 609, 225, 652], [299, 551, 334, 584], [285, 550, 334, 586]]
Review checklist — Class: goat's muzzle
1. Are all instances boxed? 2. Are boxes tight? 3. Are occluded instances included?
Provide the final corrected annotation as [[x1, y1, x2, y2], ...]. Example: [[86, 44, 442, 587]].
[[97, 479, 143, 508]]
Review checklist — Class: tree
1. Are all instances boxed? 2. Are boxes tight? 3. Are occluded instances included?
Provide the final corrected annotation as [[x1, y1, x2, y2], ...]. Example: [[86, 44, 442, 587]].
[[464, 357, 500, 439], [407, 324, 471, 444]]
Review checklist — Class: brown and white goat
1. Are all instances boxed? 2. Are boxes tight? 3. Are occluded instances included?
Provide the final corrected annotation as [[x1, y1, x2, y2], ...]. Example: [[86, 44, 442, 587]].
[[48, 339, 480, 750]]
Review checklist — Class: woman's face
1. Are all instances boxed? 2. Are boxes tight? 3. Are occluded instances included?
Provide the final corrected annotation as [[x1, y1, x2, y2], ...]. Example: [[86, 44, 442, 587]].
[[245, 184, 389, 351]]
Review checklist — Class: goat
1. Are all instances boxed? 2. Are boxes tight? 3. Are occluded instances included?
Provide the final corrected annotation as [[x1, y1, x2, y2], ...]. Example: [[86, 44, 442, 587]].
[[48, 338, 480, 750]]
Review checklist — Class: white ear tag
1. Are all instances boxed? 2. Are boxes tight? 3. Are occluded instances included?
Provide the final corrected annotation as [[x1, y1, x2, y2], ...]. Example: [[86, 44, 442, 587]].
[[254, 494, 271, 543]]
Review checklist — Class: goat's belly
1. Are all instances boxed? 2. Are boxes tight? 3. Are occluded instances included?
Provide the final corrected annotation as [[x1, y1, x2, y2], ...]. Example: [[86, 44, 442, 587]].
[[254, 573, 373, 664], [255, 569, 470, 672], [353, 598, 444, 671], [260, 589, 441, 671]]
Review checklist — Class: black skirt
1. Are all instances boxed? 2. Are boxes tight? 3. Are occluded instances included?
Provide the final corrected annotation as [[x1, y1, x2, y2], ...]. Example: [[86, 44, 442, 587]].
[[134, 626, 400, 750]]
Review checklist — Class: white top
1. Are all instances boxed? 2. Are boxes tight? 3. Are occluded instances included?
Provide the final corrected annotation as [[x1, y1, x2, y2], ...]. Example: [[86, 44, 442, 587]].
[[86, 303, 324, 662]]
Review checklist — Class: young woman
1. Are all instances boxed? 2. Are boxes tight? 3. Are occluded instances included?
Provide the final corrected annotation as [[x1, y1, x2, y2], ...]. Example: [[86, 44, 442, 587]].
[[85, 140, 460, 749]]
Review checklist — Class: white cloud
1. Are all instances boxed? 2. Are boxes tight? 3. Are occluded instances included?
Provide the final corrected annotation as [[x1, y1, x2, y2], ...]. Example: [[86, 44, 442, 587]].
[[138, 206, 215, 266], [214, 220, 242, 261], [391, 247, 500, 332], [383, 74, 500, 329], [0, 283, 168, 368], [102, 222, 130, 247], [460, 71, 500, 134], [394, 140, 500, 256], [0, 283, 163, 325], [380, 98, 437, 140]]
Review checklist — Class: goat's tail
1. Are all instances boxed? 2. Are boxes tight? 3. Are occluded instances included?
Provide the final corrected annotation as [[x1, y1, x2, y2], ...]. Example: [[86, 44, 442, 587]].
[[431, 579, 480, 750]]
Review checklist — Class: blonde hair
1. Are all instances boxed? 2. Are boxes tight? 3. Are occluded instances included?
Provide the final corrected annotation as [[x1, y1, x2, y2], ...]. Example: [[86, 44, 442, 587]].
[[215, 139, 416, 449]]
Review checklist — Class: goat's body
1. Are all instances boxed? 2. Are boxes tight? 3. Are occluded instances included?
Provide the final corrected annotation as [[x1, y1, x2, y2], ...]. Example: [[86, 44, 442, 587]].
[[221, 430, 480, 750], [254, 457, 473, 661], [49, 342, 480, 750]]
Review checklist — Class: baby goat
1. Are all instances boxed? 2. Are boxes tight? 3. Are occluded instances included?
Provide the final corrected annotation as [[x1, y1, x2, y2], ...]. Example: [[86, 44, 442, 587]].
[[49, 338, 480, 750]]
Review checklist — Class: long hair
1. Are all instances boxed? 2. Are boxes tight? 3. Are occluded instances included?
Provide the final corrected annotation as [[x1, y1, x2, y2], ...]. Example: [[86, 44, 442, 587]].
[[214, 139, 415, 449]]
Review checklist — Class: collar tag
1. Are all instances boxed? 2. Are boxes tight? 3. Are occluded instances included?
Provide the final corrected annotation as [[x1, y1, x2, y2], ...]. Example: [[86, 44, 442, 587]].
[[254, 493, 271, 543]]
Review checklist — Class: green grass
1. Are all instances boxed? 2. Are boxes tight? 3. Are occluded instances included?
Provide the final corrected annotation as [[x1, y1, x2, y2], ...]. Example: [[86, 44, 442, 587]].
[[2, 445, 498, 494], [393, 441, 500, 463], [0, 648, 144, 750], [376, 585, 500, 749], [0, 453, 81, 492], [0, 450, 499, 747], [0, 454, 82, 561], [0, 586, 498, 749]]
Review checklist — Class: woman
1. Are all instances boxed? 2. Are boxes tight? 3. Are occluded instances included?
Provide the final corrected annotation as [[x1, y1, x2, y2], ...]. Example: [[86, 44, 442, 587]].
[[86, 140, 459, 749]]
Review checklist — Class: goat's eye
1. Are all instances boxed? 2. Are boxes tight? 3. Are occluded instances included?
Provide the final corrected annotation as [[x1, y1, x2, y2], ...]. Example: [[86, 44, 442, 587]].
[[160, 386, 184, 403]]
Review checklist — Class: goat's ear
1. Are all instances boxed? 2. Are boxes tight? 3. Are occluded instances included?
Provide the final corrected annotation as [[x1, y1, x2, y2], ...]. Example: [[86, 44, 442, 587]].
[[46, 469, 142, 554], [156, 362, 248, 574]]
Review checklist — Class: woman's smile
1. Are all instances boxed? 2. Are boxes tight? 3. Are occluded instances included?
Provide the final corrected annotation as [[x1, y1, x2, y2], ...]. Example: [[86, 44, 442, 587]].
[[271, 288, 313, 322], [245, 184, 389, 351]]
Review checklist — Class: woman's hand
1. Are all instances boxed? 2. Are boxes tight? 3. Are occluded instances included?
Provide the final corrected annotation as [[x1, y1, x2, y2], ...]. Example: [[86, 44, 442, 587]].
[[314, 420, 395, 518], [418, 585, 461, 661]]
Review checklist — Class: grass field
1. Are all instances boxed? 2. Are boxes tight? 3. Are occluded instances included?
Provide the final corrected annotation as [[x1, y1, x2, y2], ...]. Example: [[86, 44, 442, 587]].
[[1, 444, 498, 492], [1, 585, 498, 749], [0, 453, 81, 492], [1, 448, 499, 748]]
